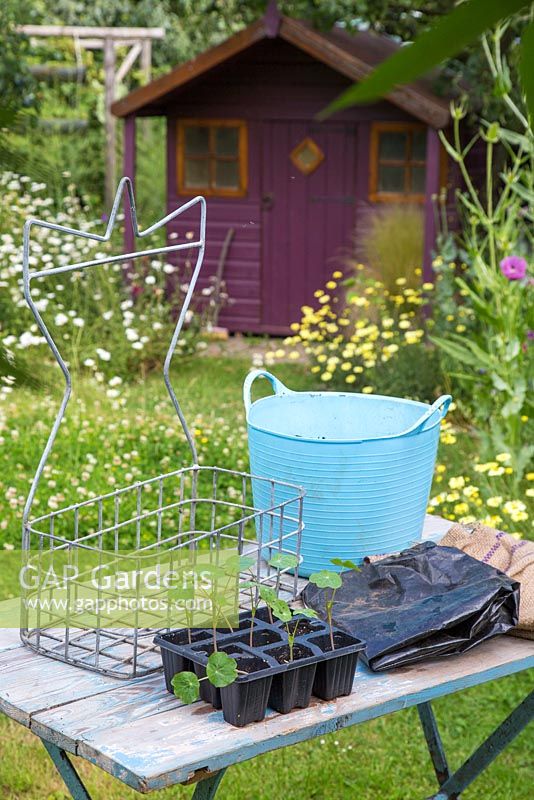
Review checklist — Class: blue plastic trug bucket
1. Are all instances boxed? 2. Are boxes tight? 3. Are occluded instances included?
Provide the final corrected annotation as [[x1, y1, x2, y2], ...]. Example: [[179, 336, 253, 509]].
[[243, 370, 451, 576]]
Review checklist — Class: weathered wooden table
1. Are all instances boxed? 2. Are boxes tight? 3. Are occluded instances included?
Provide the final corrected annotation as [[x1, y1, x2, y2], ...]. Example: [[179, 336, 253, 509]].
[[1, 516, 533, 800]]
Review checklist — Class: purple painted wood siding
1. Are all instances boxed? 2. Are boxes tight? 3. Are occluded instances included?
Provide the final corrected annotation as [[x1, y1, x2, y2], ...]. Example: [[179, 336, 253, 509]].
[[161, 38, 431, 332]]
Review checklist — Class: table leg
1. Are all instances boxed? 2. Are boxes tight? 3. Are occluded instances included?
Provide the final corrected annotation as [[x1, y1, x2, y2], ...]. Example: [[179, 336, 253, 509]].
[[192, 769, 227, 800], [42, 739, 93, 800], [424, 688, 534, 800], [418, 702, 451, 788]]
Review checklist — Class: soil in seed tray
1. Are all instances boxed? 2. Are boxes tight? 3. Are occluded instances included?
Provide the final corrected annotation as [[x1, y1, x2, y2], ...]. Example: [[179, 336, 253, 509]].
[[290, 619, 323, 636], [254, 606, 275, 623], [235, 629, 282, 647], [235, 655, 272, 674], [308, 632, 356, 651], [267, 644, 314, 664], [164, 629, 211, 646], [194, 643, 244, 658]]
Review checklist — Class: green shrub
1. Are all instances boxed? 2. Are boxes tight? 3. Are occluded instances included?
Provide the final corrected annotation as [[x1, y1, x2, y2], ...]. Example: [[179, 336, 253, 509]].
[[352, 205, 424, 291]]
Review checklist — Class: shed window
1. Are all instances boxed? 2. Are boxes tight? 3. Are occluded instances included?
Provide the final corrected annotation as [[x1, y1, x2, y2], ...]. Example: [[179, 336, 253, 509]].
[[177, 120, 247, 197], [370, 123, 426, 203]]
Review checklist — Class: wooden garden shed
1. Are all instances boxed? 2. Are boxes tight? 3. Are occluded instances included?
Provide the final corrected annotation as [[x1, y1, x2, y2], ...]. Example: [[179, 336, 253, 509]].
[[112, 2, 451, 334]]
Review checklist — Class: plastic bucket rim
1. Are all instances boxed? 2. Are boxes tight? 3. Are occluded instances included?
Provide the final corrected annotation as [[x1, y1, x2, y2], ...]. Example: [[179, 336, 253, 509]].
[[247, 390, 443, 444]]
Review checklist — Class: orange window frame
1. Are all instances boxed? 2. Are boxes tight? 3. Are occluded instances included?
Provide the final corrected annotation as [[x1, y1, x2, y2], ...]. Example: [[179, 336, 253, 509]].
[[369, 122, 428, 204], [177, 119, 248, 198]]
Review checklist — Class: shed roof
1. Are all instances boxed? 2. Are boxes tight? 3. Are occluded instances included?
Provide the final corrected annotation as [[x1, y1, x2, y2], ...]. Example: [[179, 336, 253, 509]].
[[111, 6, 450, 128]]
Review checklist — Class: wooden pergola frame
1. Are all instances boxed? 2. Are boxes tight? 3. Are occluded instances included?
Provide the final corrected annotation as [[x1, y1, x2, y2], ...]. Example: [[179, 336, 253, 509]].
[[18, 25, 165, 207]]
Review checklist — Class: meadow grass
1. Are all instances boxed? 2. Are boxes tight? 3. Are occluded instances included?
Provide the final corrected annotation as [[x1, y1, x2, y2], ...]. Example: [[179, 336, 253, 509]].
[[0, 355, 532, 799]]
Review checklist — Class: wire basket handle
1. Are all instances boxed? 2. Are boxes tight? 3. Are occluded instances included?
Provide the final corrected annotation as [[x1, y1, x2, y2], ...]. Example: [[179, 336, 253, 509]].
[[22, 177, 206, 530]]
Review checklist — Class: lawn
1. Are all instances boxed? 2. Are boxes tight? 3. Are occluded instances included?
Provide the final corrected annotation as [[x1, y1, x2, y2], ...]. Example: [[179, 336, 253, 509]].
[[0, 354, 532, 799]]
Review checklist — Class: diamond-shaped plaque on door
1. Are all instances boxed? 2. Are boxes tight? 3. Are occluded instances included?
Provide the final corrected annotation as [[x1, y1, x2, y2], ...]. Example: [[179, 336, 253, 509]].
[[290, 137, 324, 175]]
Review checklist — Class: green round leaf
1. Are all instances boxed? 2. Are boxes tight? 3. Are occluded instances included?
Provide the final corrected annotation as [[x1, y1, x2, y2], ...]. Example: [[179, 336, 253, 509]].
[[330, 557, 361, 572], [268, 553, 300, 570], [171, 671, 200, 704], [297, 607, 319, 619], [269, 598, 292, 623], [258, 585, 277, 603], [206, 651, 238, 688], [309, 570, 342, 590]]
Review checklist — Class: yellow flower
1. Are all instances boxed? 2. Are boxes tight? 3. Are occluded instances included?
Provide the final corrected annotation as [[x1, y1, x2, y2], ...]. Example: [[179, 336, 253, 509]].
[[463, 485, 479, 498], [459, 515, 477, 524], [313, 290, 324, 298], [527, 473, 534, 481], [454, 502, 469, 515], [353, 365, 363, 373], [503, 500, 526, 515], [274, 349, 285, 358], [332, 270, 343, 279], [321, 372, 332, 382], [345, 374, 356, 384], [341, 362, 352, 371], [521, 415, 529, 422], [526, 488, 534, 498], [362, 386, 373, 394], [455, 325, 466, 333], [422, 282, 434, 290], [395, 277, 407, 286], [311, 365, 321, 373], [317, 354, 327, 363], [288, 350, 300, 360], [448, 476, 465, 489], [326, 281, 337, 290], [496, 452, 511, 463], [487, 466, 505, 477], [318, 295, 330, 304], [474, 462, 497, 473], [446, 491, 460, 502], [290, 322, 300, 332], [487, 496, 502, 508], [436, 464, 446, 473]]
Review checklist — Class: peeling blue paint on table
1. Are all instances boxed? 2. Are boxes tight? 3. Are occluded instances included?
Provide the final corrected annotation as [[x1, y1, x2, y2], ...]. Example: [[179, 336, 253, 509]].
[[1, 516, 533, 798]]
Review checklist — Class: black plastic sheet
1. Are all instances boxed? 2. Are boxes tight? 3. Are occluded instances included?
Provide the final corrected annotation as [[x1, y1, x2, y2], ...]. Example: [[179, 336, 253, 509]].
[[302, 542, 520, 671]]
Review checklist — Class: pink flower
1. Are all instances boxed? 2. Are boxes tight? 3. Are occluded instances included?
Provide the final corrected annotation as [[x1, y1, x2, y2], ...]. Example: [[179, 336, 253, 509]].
[[499, 255, 527, 280]]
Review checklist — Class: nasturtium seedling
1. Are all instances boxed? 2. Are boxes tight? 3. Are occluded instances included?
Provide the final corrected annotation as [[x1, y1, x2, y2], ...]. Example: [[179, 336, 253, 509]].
[[261, 594, 319, 662], [269, 597, 292, 623], [330, 557, 360, 572], [268, 553, 300, 571], [206, 651, 238, 688], [308, 570, 342, 590], [171, 652, 238, 705], [308, 568, 346, 651], [172, 671, 200, 704]]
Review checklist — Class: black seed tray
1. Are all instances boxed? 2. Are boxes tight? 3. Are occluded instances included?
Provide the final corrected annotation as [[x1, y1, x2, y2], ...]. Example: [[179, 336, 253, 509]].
[[154, 610, 365, 727]]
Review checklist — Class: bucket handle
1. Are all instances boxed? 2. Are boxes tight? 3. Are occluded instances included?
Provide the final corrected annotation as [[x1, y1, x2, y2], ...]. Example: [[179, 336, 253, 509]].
[[393, 394, 452, 438], [243, 369, 292, 417]]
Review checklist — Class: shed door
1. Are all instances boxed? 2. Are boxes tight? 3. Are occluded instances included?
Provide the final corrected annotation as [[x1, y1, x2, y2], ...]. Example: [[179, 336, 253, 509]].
[[261, 121, 356, 332]]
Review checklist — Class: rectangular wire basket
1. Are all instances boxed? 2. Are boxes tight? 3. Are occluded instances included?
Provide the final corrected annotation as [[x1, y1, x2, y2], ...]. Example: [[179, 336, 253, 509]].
[[21, 465, 304, 678], [20, 182, 305, 679]]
